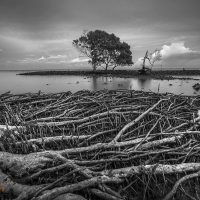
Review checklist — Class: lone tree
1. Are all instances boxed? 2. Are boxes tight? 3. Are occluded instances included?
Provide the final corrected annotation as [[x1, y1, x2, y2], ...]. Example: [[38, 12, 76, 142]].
[[73, 30, 133, 71], [138, 49, 162, 74]]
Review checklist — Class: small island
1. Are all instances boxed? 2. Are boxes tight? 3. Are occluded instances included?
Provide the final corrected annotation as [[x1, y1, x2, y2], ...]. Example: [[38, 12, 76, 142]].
[[19, 69, 200, 80]]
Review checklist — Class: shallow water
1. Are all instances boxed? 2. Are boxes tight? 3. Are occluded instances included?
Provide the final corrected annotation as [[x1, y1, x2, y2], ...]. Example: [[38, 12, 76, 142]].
[[0, 71, 200, 96]]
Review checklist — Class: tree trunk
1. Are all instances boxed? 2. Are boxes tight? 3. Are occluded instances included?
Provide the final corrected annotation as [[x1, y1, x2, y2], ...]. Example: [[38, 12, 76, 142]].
[[0, 151, 52, 176], [92, 64, 97, 71], [142, 50, 149, 71], [0, 169, 42, 199], [139, 50, 149, 75], [105, 64, 108, 71]]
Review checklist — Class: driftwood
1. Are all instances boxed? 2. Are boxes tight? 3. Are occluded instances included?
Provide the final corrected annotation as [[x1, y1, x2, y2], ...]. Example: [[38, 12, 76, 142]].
[[0, 89, 200, 199]]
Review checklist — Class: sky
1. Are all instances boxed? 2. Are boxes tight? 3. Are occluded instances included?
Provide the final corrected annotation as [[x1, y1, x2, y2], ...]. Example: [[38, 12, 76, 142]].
[[0, 0, 200, 70]]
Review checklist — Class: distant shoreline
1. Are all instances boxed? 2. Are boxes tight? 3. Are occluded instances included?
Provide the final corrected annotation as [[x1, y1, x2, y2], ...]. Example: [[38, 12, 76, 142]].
[[18, 69, 200, 80]]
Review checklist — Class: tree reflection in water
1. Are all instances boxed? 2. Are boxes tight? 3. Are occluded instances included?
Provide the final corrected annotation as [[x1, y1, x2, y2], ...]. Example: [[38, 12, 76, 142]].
[[137, 76, 152, 90]]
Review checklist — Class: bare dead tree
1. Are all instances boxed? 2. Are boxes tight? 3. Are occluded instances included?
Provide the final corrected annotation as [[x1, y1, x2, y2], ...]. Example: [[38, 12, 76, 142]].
[[139, 49, 162, 74]]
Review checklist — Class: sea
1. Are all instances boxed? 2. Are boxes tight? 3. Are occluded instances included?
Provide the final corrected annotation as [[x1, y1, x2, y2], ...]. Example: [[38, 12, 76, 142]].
[[0, 70, 200, 96]]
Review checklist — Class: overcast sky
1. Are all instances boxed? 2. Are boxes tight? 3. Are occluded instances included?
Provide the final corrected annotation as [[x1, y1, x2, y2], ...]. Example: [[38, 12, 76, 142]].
[[0, 0, 200, 70]]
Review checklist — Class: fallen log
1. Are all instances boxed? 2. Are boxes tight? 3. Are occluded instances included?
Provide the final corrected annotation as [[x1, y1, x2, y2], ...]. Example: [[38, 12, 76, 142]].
[[14, 135, 91, 147], [34, 176, 122, 200], [113, 98, 168, 142], [100, 163, 200, 177], [0, 169, 42, 199], [163, 170, 200, 200], [0, 151, 52, 176]]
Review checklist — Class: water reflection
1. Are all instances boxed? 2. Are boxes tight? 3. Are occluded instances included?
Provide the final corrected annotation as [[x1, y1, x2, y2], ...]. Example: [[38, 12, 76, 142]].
[[91, 76, 131, 91], [137, 76, 152, 89], [91, 76, 97, 90]]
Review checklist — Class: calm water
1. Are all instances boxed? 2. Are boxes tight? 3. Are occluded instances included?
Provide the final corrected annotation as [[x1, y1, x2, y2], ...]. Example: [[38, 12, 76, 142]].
[[0, 71, 200, 96]]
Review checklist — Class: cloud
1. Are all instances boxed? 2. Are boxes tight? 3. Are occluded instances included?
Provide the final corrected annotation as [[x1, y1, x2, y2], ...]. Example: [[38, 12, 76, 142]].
[[17, 54, 70, 64], [17, 58, 37, 63], [38, 56, 46, 61], [36, 55, 69, 62], [135, 42, 200, 69], [160, 42, 200, 68], [134, 57, 144, 68], [71, 57, 90, 63], [160, 42, 193, 58], [48, 55, 68, 59]]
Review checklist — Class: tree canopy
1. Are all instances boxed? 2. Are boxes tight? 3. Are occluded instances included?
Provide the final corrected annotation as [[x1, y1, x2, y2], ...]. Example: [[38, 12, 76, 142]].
[[73, 30, 133, 71]]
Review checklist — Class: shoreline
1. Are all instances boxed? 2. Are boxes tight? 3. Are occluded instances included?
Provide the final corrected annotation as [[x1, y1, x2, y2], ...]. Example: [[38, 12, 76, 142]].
[[18, 69, 200, 80]]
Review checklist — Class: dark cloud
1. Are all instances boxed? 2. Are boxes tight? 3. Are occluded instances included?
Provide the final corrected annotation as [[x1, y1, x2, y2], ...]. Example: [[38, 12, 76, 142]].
[[0, 0, 200, 69], [1, 0, 199, 30]]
